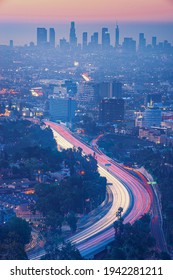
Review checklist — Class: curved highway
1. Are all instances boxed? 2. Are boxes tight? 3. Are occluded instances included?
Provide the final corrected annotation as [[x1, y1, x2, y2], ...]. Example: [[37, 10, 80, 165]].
[[45, 121, 151, 258]]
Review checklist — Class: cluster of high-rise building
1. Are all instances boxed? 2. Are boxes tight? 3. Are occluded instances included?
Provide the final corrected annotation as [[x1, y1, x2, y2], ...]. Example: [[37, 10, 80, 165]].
[[49, 79, 124, 124], [36, 22, 172, 52], [37, 22, 118, 50], [37, 27, 55, 48], [37, 22, 78, 49], [1, 20, 173, 145]]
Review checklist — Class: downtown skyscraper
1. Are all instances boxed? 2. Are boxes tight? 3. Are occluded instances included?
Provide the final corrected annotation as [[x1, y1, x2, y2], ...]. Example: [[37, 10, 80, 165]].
[[82, 32, 88, 50], [115, 24, 120, 47], [49, 28, 55, 48], [37, 28, 47, 47], [102, 27, 110, 49], [69, 21, 77, 48]]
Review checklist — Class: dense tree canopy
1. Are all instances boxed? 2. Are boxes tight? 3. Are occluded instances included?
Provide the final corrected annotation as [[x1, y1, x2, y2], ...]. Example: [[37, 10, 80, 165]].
[[0, 120, 62, 179], [105, 214, 157, 260], [0, 217, 31, 260], [35, 148, 106, 235], [42, 242, 83, 260]]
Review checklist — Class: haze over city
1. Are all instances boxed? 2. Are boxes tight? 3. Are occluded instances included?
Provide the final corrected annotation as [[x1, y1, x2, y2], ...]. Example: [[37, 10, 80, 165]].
[[0, 0, 173, 45]]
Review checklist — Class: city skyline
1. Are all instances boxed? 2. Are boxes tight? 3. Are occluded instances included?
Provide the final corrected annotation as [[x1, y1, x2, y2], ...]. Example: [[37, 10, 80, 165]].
[[0, 0, 173, 22], [0, 1, 173, 45], [1, 21, 173, 46]]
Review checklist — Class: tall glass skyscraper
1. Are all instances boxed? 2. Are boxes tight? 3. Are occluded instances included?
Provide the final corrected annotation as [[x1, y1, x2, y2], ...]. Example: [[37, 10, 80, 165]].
[[102, 27, 110, 49], [82, 32, 88, 50], [69, 21, 77, 48], [91, 32, 99, 48], [115, 24, 120, 47], [49, 28, 55, 48], [138, 33, 146, 51], [37, 28, 47, 47]]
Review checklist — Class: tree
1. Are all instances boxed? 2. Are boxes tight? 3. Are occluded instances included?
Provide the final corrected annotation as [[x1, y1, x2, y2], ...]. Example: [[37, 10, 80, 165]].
[[6, 217, 31, 245], [42, 242, 83, 260], [114, 207, 124, 236], [58, 242, 83, 260], [0, 240, 28, 260], [116, 207, 123, 219], [66, 212, 77, 232], [0, 217, 31, 260], [107, 214, 157, 260], [45, 211, 63, 232], [159, 251, 171, 260]]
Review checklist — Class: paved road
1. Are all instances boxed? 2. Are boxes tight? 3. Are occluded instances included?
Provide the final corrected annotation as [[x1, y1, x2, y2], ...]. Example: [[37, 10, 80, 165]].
[[45, 121, 151, 258]]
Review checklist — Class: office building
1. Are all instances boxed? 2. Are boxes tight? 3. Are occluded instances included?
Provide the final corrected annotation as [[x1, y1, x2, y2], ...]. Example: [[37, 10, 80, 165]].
[[94, 81, 122, 101], [9, 40, 13, 48], [122, 37, 136, 53], [49, 28, 55, 48], [78, 81, 95, 104], [49, 97, 77, 122], [115, 24, 120, 47], [69, 21, 77, 48], [90, 32, 99, 49], [163, 40, 171, 50], [60, 38, 69, 51], [102, 27, 110, 49], [152, 36, 157, 48], [64, 80, 77, 96], [99, 98, 125, 123], [138, 33, 146, 51], [37, 28, 47, 47], [94, 82, 111, 101], [142, 107, 162, 128], [112, 81, 122, 98], [82, 32, 88, 50]]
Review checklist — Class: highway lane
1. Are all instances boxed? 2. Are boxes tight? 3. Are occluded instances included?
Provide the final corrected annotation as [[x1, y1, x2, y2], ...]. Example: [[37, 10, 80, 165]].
[[68, 165, 131, 245], [45, 121, 151, 257], [77, 186, 113, 230], [93, 134, 167, 253]]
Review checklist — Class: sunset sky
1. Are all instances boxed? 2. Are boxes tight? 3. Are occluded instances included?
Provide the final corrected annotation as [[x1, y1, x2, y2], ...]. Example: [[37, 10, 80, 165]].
[[0, 0, 173, 45], [0, 0, 173, 22]]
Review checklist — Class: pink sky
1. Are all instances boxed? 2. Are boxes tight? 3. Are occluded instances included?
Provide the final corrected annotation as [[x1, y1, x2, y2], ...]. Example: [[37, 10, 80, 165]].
[[0, 0, 173, 22]]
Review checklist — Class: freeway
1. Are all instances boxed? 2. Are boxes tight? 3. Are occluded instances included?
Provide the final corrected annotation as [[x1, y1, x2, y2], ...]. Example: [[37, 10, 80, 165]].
[[92, 134, 167, 253], [45, 121, 151, 258]]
